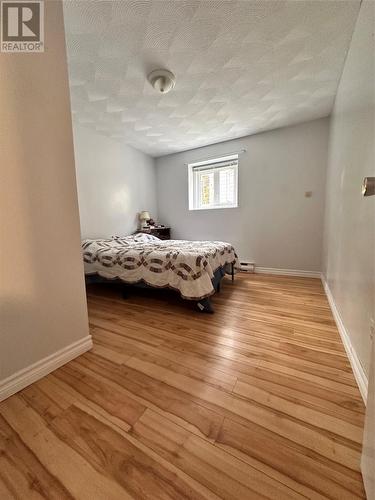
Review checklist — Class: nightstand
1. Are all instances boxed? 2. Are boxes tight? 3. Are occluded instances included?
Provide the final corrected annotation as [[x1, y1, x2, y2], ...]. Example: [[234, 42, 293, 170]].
[[136, 226, 171, 240]]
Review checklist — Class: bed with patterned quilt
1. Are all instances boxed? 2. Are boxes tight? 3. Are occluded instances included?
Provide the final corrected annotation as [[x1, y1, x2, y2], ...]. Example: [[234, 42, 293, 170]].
[[82, 234, 239, 312]]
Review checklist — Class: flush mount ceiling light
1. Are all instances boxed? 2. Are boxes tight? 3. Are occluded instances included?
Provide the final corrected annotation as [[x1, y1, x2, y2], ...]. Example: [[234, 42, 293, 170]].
[[148, 69, 176, 94]]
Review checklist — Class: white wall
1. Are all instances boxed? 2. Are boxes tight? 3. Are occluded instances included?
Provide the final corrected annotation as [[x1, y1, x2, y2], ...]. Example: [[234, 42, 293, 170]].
[[73, 125, 157, 239], [0, 2, 90, 385], [323, 0, 374, 378], [156, 118, 329, 272], [322, 4, 374, 495]]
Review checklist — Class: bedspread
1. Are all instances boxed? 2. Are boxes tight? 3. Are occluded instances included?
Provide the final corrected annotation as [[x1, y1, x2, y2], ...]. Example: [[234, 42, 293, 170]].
[[82, 237, 239, 300]]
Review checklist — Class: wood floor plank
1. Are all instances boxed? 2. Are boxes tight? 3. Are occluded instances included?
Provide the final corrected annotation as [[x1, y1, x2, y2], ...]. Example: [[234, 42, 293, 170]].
[[93, 324, 261, 381], [256, 359, 361, 397], [216, 417, 365, 499], [235, 368, 364, 427], [122, 355, 362, 467], [54, 362, 146, 427], [19, 383, 68, 425], [0, 412, 74, 499], [131, 408, 306, 500], [72, 352, 225, 442], [232, 379, 363, 442], [93, 322, 359, 402], [0, 274, 366, 499], [0, 396, 134, 499], [92, 326, 238, 392], [93, 316, 357, 386], [91, 312, 351, 373], [41, 373, 134, 434], [49, 404, 213, 500]]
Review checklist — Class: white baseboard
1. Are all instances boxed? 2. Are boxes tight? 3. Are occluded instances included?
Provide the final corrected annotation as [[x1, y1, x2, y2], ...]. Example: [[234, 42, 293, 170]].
[[255, 267, 321, 278], [0, 335, 93, 402], [321, 276, 368, 404]]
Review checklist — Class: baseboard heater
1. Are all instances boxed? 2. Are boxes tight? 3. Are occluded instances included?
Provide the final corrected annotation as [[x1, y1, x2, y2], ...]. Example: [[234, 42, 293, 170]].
[[239, 261, 255, 273]]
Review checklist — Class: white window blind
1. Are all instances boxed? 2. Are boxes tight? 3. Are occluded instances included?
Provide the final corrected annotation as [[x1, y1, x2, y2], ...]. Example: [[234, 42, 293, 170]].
[[188, 154, 239, 210]]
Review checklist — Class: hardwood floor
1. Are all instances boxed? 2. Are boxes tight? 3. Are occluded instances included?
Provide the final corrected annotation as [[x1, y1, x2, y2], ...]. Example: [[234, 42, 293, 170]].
[[0, 274, 366, 499]]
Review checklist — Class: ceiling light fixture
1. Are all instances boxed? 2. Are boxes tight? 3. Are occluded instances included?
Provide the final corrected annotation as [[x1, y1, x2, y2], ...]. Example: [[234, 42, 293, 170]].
[[148, 69, 176, 94]]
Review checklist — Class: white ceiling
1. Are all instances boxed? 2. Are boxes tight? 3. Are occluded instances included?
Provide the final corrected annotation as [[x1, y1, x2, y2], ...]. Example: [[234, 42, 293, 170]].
[[63, 0, 360, 157]]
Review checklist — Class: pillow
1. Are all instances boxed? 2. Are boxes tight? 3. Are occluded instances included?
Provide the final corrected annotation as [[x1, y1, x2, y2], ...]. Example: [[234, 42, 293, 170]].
[[132, 233, 160, 242], [111, 233, 160, 243]]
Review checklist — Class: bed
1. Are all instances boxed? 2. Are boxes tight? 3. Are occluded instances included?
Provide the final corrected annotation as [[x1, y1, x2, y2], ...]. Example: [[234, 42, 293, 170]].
[[82, 234, 239, 312]]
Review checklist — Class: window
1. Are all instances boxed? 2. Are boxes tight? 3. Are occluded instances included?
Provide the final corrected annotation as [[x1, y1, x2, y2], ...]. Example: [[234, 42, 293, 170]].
[[188, 154, 239, 210]]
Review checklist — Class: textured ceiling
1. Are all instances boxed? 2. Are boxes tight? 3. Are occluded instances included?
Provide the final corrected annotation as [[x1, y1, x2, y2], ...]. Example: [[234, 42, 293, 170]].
[[63, 0, 360, 157]]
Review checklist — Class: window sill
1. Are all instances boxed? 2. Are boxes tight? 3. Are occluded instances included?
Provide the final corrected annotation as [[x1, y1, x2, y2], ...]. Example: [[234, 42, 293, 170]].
[[189, 205, 239, 211]]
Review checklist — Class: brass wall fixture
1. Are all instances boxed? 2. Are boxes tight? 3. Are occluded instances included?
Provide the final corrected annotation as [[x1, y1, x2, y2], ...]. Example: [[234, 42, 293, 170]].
[[362, 177, 375, 197]]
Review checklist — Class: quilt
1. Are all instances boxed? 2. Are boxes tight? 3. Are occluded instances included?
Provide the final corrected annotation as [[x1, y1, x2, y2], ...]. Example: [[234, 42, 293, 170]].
[[82, 236, 239, 300]]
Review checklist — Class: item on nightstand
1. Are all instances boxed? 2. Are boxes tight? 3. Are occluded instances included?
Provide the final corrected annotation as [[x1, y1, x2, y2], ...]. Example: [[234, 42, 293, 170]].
[[136, 226, 171, 240], [139, 210, 150, 229]]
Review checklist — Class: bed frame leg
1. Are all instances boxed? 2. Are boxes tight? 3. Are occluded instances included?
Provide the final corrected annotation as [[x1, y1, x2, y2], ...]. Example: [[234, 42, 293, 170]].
[[197, 298, 214, 313], [231, 262, 235, 281]]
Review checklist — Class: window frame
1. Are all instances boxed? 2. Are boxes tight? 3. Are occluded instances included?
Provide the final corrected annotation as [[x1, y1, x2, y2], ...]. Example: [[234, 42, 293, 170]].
[[188, 154, 239, 211]]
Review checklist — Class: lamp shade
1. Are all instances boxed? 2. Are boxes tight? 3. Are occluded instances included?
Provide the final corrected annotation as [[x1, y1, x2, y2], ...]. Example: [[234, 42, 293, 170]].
[[139, 211, 150, 220]]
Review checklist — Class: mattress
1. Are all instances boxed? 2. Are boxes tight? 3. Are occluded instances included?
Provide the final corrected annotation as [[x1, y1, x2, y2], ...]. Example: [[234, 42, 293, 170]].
[[82, 235, 239, 300]]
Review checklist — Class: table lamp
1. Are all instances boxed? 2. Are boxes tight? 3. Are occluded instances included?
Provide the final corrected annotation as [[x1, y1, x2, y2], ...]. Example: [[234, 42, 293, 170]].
[[139, 211, 150, 229]]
